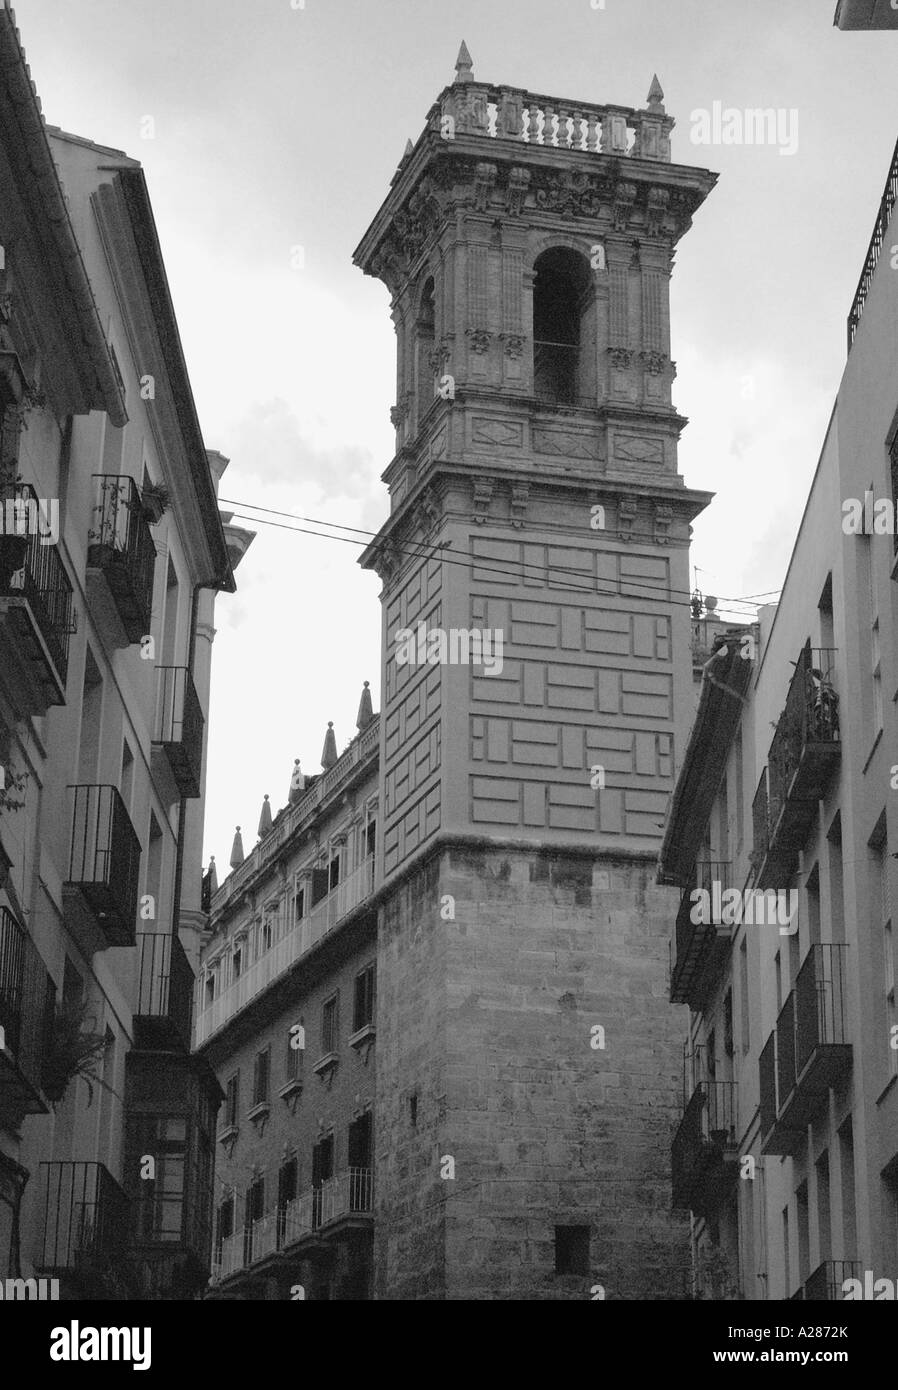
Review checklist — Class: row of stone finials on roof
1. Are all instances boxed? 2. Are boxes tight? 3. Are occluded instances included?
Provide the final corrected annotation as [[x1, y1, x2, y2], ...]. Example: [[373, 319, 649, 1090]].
[[203, 681, 376, 889]]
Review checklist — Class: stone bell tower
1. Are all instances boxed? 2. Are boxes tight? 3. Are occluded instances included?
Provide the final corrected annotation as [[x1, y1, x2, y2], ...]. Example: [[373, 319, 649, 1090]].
[[356, 45, 717, 1301]]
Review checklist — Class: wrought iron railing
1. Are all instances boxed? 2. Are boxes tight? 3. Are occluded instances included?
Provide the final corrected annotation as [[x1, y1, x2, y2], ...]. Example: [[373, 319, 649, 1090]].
[[799, 1259, 862, 1301], [281, 1168, 373, 1247], [135, 931, 193, 1046], [87, 475, 156, 640], [795, 943, 849, 1073], [39, 1161, 129, 1271], [0, 906, 55, 1103], [848, 132, 898, 350], [66, 784, 141, 945], [153, 665, 204, 797], [766, 645, 839, 836], [0, 482, 73, 685]]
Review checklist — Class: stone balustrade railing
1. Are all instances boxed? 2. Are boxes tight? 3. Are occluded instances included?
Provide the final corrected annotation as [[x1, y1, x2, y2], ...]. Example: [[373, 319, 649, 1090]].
[[426, 83, 673, 162]]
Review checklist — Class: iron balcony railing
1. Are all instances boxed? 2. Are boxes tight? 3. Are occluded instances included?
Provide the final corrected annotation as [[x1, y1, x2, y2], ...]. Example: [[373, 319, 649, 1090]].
[[135, 931, 193, 1050], [533, 340, 580, 405], [0, 482, 73, 693], [39, 1161, 129, 1272], [282, 1168, 373, 1247], [87, 475, 156, 642], [848, 131, 898, 350], [153, 665, 204, 799], [0, 906, 55, 1118], [795, 943, 850, 1073], [671, 1079, 738, 1214], [196, 856, 376, 1045], [761, 945, 851, 1154], [755, 645, 839, 886], [66, 784, 141, 947], [795, 1259, 862, 1301], [670, 861, 732, 1007]]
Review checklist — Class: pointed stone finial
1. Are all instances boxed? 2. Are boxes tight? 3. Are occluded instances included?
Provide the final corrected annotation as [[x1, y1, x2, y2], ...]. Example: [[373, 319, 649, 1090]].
[[288, 758, 305, 803], [356, 680, 374, 731], [229, 826, 244, 870], [403, 138, 414, 159], [321, 722, 338, 770], [258, 794, 273, 838], [454, 40, 473, 84], [207, 856, 218, 894], [647, 74, 665, 112]]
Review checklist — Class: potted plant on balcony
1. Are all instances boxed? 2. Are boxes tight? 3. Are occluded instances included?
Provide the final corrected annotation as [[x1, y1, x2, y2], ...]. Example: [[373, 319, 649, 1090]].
[[138, 481, 170, 525], [42, 999, 118, 1106]]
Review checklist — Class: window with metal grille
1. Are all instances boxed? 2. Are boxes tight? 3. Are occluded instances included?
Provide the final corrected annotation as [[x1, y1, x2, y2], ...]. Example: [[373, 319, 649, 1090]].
[[321, 994, 339, 1055], [224, 1072, 239, 1129], [253, 1047, 270, 1106], [353, 964, 375, 1032]]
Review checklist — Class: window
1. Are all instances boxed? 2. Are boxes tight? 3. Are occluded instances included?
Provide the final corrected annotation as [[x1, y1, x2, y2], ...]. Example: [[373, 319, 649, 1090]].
[[253, 1047, 270, 1107], [292, 885, 305, 925], [129, 1114, 187, 1243], [353, 964, 376, 1032], [365, 818, 376, 858], [246, 1175, 265, 1234], [204, 969, 216, 1008], [310, 867, 329, 908], [723, 990, 734, 1059], [328, 854, 341, 891], [259, 917, 273, 955], [224, 1072, 239, 1130], [533, 248, 591, 405], [278, 1156, 297, 1214], [322, 994, 339, 1054], [232, 942, 243, 981], [215, 1195, 234, 1261], [890, 433, 898, 556], [409, 1093, 418, 1128], [348, 1112, 372, 1171], [312, 1134, 334, 1226], [554, 1225, 590, 1275]]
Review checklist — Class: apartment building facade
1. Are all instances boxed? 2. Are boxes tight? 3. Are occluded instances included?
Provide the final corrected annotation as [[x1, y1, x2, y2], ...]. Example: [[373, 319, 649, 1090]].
[[0, 6, 248, 1299], [198, 701, 378, 1301], [659, 134, 898, 1300]]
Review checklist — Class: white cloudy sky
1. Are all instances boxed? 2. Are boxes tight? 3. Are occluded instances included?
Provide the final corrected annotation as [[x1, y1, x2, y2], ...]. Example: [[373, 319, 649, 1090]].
[[13, 0, 898, 871]]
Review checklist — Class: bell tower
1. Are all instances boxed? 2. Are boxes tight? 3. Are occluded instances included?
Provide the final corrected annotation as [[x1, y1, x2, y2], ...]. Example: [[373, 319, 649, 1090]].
[[356, 46, 717, 1300]]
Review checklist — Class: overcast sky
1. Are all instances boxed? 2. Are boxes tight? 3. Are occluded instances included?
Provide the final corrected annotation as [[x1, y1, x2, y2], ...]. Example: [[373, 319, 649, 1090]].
[[12, 0, 898, 873]]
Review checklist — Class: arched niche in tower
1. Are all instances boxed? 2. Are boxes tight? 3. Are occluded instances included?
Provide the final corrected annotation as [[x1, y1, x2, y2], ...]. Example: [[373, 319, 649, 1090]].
[[414, 275, 436, 427], [532, 247, 594, 406]]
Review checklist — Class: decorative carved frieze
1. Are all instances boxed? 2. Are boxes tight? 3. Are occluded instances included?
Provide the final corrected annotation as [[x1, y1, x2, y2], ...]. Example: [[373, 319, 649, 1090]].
[[607, 347, 633, 370], [510, 483, 529, 529], [653, 502, 673, 545], [618, 494, 638, 541], [505, 166, 531, 215], [646, 186, 671, 238], [372, 538, 402, 583], [533, 427, 603, 460], [473, 162, 498, 212], [467, 328, 491, 355], [472, 418, 523, 448], [502, 334, 525, 359], [640, 350, 667, 375], [612, 181, 638, 232], [472, 478, 494, 524], [613, 435, 664, 465]]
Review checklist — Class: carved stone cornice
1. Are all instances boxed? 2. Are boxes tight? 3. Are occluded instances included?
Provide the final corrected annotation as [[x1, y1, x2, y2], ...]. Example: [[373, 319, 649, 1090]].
[[510, 482, 530, 529], [472, 478, 494, 524], [618, 494, 638, 541], [466, 327, 491, 354], [608, 347, 633, 370]]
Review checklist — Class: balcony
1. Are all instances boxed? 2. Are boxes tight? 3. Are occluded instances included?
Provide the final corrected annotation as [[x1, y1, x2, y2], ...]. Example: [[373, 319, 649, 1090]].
[[792, 1260, 862, 1301], [282, 1169, 374, 1247], [196, 855, 376, 1046], [152, 666, 204, 799], [86, 475, 156, 644], [0, 484, 73, 708], [134, 932, 193, 1051], [671, 1080, 739, 1217], [64, 784, 141, 948], [754, 646, 839, 886], [670, 861, 732, 1008], [39, 1161, 130, 1287], [761, 945, 851, 1155], [0, 907, 55, 1126]]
